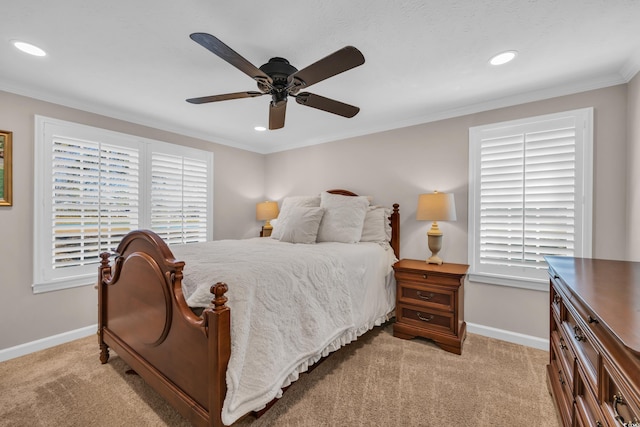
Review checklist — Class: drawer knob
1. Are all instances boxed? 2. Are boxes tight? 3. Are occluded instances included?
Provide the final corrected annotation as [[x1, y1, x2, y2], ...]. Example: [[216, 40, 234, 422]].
[[422, 273, 428, 279], [573, 325, 587, 342], [613, 393, 639, 426], [559, 338, 568, 351], [553, 295, 561, 304], [588, 315, 599, 325], [416, 312, 434, 322], [417, 291, 434, 301]]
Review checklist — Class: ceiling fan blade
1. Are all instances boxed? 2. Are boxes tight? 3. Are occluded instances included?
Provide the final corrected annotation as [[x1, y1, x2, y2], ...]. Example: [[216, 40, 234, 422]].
[[190, 33, 272, 85], [186, 91, 264, 104], [269, 101, 287, 130], [295, 92, 360, 118], [291, 46, 364, 89]]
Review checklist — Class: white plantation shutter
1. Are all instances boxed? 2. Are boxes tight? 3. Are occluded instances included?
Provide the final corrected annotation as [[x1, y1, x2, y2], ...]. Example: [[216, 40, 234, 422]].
[[51, 138, 139, 272], [151, 152, 209, 245], [34, 117, 213, 293], [469, 108, 592, 290]]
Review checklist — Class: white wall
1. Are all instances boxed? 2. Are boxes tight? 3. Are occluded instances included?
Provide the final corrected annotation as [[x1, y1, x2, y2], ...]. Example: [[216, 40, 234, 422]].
[[627, 73, 640, 260], [0, 90, 265, 350], [265, 84, 630, 341], [0, 81, 634, 353]]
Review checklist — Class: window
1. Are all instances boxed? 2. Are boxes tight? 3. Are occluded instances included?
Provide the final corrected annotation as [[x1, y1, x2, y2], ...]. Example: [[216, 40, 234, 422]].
[[34, 116, 213, 293], [468, 108, 593, 291]]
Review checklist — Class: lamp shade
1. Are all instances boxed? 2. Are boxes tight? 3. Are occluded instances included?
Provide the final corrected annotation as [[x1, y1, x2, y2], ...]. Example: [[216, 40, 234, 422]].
[[416, 192, 456, 221], [256, 201, 279, 221]]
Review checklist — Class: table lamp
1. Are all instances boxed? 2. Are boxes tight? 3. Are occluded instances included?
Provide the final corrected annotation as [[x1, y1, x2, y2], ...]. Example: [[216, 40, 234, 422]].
[[416, 191, 456, 264], [256, 201, 279, 236]]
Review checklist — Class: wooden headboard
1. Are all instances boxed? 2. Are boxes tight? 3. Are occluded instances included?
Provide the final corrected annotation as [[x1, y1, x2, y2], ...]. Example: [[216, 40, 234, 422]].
[[326, 189, 400, 259]]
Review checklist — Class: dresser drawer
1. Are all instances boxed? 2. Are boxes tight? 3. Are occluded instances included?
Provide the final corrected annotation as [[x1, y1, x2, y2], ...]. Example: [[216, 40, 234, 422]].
[[551, 326, 574, 393], [575, 364, 606, 427], [551, 284, 563, 320], [394, 270, 461, 287], [601, 360, 640, 427], [397, 304, 454, 334], [562, 309, 599, 392], [575, 395, 605, 427], [397, 282, 453, 312], [548, 346, 574, 427]]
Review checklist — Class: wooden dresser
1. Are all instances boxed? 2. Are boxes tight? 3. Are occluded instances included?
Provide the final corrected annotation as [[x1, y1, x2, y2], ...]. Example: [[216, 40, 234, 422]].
[[392, 259, 468, 355], [545, 256, 640, 427]]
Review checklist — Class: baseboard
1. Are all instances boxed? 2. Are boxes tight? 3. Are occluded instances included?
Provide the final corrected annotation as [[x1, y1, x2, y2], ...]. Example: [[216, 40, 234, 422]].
[[0, 322, 548, 363], [467, 322, 549, 351], [0, 324, 97, 363]]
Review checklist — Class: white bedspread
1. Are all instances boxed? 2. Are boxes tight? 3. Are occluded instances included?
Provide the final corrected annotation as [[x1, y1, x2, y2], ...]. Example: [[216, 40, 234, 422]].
[[171, 238, 396, 425]]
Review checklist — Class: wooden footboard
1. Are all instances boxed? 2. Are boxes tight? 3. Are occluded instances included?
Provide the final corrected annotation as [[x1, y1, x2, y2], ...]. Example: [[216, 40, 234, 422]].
[[98, 230, 230, 427]]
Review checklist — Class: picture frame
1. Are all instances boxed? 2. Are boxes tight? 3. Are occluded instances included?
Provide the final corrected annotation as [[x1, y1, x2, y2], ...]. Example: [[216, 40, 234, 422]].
[[0, 130, 13, 206]]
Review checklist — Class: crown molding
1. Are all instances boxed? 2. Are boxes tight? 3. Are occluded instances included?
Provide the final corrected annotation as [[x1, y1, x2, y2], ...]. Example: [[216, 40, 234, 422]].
[[620, 49, 640, 82]]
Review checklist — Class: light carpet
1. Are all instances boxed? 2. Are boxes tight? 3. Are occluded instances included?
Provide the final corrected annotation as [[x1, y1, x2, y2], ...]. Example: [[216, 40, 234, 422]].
[[0, 325, 561, 426]]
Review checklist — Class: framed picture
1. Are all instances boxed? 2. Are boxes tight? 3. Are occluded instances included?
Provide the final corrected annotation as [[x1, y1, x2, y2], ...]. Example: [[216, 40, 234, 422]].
[[0, 130, 12, 206]]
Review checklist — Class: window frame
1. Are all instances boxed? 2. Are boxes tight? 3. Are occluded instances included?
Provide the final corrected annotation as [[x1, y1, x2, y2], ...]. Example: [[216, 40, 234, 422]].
[[33, 116, 213, 293], [468, 108, 593, 291]]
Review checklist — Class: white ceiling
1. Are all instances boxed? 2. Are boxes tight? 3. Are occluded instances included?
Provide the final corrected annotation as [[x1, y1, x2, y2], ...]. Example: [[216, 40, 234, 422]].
[[2, 1, 640, 154]]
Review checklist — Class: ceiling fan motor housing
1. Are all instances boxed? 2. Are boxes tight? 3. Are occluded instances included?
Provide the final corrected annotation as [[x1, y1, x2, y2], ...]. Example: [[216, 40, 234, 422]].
[[258, 57, 299, 103]]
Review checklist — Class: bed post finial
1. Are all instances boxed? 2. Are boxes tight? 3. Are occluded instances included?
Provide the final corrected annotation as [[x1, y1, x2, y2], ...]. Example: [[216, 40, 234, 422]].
[[210, 283, 229, 312]]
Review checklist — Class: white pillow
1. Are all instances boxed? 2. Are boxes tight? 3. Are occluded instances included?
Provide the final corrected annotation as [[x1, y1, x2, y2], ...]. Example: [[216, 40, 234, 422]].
[[317, 192, 369, 243], [278, 207, 325, 244], [360, 206, 392, 242], [271, 195, 321, 239]]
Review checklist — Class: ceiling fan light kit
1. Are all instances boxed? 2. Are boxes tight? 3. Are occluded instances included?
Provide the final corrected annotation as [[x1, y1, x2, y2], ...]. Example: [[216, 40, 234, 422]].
[[186, 33, 365, 130]]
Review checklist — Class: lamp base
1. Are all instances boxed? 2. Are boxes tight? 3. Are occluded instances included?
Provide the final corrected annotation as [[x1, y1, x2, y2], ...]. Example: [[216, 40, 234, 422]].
[[426, 255, 444, 265], [426, 225, 444, 265]]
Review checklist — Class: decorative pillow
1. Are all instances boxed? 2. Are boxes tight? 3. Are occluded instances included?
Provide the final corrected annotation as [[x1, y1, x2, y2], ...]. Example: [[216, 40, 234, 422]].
[[278, 207, 325, 244], [360, 206, 392, 242], [271, 195, 321, 239], [317, 192, 369, 243]]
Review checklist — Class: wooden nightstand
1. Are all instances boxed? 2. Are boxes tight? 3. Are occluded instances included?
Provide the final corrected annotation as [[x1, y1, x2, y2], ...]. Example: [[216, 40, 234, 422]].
[[393, 259, 468, 355]]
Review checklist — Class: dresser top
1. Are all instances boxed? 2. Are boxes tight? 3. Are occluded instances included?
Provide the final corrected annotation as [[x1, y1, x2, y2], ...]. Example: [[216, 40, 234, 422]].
[[545, 256, 640, 355]]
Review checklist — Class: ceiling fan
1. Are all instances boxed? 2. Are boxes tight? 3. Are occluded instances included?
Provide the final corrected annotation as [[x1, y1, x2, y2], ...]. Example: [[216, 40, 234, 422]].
[[186, 33, 365, 130]]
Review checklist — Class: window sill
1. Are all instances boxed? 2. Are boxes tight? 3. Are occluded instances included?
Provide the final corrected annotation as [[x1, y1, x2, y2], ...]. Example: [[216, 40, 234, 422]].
[[32, 275, 95, 294], [467, 272, 549, 292]]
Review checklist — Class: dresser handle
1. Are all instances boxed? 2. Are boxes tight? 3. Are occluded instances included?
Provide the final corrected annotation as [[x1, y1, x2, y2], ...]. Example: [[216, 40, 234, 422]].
[[559, 338, 567, 350], [613, 393, 640, 427], [558, 370, 565, 385], [416, 312, 434, 322], [553, 295, 561, 304], [416, 291, 434, 301], [588, 315, 599, 324], [422, 274, 428, 280], [573, 325, 587, 342]]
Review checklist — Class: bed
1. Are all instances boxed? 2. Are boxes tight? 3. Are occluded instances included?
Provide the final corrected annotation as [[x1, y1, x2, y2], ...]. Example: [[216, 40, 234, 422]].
[[98, 189, 400, 426]]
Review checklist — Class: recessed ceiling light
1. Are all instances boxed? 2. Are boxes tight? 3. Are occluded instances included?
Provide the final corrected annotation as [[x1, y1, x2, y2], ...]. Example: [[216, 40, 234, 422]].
[[13, 41, 47, 57], [254, 126, 267, 132], [489, 50, 517, 66]]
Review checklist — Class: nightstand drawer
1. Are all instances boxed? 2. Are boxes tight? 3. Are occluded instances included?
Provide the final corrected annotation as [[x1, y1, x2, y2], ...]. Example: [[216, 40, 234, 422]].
[[398, 283, 453, 312], [395, 270, 461, 287], [397, 305, 454, 334]]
